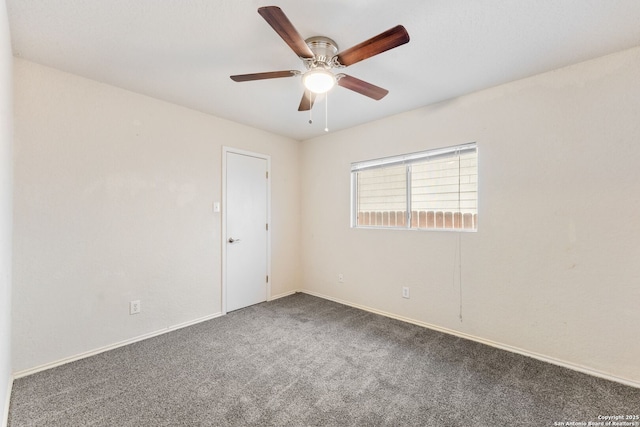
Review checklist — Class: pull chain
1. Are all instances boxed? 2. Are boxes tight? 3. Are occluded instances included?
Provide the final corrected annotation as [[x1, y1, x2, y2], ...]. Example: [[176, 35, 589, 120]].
[[305, 90, 329, 132], [324, 92, 329, 132]]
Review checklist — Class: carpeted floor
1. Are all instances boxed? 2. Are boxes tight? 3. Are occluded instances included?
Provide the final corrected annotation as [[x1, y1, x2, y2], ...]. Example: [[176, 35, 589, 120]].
[[8, 293, 640, 426]]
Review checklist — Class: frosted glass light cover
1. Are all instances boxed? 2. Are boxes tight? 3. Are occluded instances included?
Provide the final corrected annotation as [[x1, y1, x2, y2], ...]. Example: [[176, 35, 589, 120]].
[[303, 69, 336, 94]]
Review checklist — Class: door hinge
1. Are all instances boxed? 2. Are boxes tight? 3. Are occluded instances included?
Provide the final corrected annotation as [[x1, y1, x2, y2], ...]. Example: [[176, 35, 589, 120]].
[[266, 171, 269, 179], [266, 275, 269, 283], [266, 223, 269, 231]]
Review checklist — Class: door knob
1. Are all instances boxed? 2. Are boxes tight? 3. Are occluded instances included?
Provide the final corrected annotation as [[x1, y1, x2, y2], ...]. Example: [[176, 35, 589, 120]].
[[228, 238, 241, 243]]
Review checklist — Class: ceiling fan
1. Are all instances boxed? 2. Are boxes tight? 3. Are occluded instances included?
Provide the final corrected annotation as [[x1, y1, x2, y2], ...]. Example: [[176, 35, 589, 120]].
[[230, 6, 410, 112]]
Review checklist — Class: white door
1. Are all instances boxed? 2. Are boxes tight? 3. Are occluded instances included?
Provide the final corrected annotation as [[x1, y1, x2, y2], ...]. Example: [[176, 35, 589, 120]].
[[224, 150, 269, 312]]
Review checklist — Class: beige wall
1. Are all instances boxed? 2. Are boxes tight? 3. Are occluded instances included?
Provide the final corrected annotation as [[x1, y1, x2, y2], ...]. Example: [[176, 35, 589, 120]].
[[10, 43, 640, 387], [1, 0, 13, 421], [301, 46, 640, 385], [12, 59, 301, 372]]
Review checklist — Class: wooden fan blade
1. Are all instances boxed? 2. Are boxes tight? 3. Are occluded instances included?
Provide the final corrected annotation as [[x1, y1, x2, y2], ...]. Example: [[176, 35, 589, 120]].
[[335, 25, 410, 67], [337, 74, 389, 100], [258, 6, 314, 59], [298, 90, 316, 111], [230, 70, 298, 82]]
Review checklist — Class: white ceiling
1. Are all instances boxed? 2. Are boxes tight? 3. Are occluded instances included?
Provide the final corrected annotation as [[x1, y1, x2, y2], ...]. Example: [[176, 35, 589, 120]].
[[7, 1, 640, 141]]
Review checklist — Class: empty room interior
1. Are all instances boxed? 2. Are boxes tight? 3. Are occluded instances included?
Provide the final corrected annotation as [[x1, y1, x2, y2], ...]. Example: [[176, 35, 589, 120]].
[[2, 1, 640, 426]]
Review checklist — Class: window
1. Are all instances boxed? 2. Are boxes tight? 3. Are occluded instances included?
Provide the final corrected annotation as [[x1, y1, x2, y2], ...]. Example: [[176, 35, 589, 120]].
[[351, 143, 477, 230]]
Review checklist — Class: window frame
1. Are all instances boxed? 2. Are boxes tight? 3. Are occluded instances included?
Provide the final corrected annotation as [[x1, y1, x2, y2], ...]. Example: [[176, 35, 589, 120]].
[[350, 142, 478, 231]]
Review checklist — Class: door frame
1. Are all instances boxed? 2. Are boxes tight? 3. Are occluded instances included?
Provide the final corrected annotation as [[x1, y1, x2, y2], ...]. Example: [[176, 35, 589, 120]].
[[221, 146, 271, 315]]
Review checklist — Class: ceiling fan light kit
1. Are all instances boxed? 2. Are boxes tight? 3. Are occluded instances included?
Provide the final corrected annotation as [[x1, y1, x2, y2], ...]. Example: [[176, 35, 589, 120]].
[[302, 69, 336, 94], [301, 36, 339, 94], [230, 5, 410, 123]]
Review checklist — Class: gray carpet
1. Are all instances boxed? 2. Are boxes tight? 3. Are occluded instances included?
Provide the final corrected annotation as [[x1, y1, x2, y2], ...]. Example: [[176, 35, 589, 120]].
[[8, 293, 640, 426]]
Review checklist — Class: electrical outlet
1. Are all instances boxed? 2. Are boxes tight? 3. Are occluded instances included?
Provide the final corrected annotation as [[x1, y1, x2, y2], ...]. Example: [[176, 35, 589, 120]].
[[338, 273, 344, 283], [402, 287, 410, 299], [130, 300, 141, 315]]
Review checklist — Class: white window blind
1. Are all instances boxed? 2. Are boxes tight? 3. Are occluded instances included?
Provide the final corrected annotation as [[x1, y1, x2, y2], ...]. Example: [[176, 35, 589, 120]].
[[351, 143, 477, 230]]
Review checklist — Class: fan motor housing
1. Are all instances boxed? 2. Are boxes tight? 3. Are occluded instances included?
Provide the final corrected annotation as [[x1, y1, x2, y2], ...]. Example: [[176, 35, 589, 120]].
[[305, 36, 338, 68]]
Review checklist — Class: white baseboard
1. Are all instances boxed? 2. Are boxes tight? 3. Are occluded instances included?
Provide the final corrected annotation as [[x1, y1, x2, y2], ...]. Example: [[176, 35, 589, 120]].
[[12, 291, 640, 390], [268, 289, 298, 301], [13, 290, 300, 380], [13, 312, 223, 379], [301, 290, 640, 389], [2, 375, 12, 427]]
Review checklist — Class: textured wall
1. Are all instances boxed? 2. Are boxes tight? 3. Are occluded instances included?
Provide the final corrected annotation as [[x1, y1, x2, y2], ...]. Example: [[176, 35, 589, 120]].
[[10, 40, 640, 389], [0, 0, 13, 422], [12, 59, 301, 372], [300, 46, 640, 385]]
